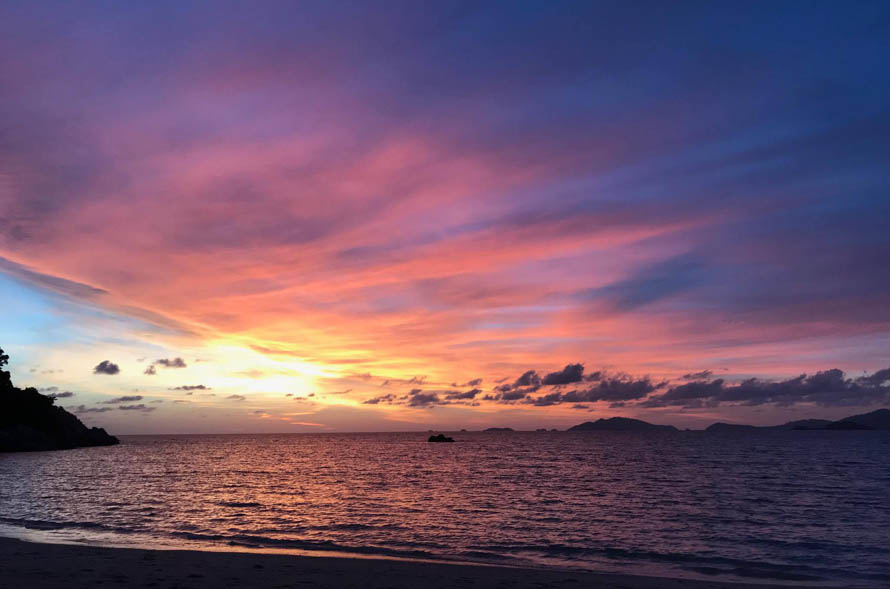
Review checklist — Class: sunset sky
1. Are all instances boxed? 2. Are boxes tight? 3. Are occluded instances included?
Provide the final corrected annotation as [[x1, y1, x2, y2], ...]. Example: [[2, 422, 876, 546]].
[[1, 2, 888, 433]]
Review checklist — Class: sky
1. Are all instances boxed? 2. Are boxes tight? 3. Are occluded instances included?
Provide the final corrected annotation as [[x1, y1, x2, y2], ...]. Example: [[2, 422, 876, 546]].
[[1, 1, 889, 433]]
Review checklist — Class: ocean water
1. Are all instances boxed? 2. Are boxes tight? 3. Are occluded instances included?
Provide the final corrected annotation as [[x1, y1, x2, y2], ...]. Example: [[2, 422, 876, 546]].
[[1, 431, 888, 585]]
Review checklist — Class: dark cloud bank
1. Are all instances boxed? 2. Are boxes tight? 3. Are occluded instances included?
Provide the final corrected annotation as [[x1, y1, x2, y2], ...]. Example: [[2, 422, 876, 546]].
[[362, 363, 890, 410]]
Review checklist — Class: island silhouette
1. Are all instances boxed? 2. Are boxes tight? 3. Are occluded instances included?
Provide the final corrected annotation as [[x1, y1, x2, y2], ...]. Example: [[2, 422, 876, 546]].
[[565, 410, 890, 432]]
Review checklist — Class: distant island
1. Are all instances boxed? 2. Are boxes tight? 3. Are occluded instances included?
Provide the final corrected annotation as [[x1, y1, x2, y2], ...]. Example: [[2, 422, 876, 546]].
[[565, 409, 890, 433], [484, 427, 514, 432], [705, 409, 890, 432], [0, 347, 118, 452], [568, 417, 677, 432]]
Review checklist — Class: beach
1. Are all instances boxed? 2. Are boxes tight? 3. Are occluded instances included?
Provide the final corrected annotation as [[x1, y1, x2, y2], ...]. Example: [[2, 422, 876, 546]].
[[0, 536, 815, 589]]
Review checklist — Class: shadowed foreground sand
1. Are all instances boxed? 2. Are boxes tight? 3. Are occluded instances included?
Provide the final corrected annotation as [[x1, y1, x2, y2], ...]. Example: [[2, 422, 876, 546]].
[[0, 537, 826, 589]]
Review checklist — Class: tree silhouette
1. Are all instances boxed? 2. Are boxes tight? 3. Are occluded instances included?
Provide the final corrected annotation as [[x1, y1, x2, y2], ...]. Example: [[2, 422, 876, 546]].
[[0, 346, 10, 388]]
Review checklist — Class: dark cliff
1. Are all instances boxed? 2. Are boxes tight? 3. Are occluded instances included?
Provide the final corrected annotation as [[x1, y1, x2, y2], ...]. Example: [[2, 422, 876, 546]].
[[0, 348, 118, 452]]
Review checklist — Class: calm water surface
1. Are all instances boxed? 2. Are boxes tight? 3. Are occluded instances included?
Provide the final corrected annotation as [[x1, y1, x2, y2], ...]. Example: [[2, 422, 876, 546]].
[[1, 431, 888, 585]]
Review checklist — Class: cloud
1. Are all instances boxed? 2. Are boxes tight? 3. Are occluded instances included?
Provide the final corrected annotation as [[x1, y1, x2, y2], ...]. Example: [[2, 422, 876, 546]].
[[171, 384, 211, 391], [583, 254, 707, 311], [481, 366, 661, 406], [226, 394, 246, 401], [526, 375, 660, 406], [499, 388, 528, 401], [154, 357, 187, 368], [93, 361, 120, 375], [407, 391, 440, 407], [857, 368, 890, 387], [514, 370, 541, 388], [0, 256, 108, 300], [118, 404, 155, 412], [48, 391, 74, 399], [495, 370, 542, 394], [642, 367, 890, 408], [542, 363, 584, 386], [445, 388, 481, 400], [491, 369, 548, 401], [101, 395, 143, 404], [682, 370, 713, 380], [451, 378, 483, 387], [72, 405, 113, 413], [144, 357, 187, 374], [363, 394, 395, 405]]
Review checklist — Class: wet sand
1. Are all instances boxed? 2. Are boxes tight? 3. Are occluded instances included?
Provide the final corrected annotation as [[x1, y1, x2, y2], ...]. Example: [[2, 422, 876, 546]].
[[0, 536, 821, 588]]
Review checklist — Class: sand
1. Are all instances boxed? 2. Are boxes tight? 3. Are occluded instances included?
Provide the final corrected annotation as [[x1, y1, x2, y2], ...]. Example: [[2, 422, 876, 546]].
[[0, 536, 832, 589]]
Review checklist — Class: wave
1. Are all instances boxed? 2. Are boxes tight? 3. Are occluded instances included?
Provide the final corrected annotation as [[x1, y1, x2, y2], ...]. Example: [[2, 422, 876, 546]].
[[3, 517, 888, 583], [216, 501, 263, 508]]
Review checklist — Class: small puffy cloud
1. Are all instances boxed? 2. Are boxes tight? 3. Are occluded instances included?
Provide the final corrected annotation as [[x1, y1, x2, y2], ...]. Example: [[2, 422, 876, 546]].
[[171, 384, 210, 391], [682, 370, 713, 380], [93, 360, 120, 375], [500, 389, 528, 401], [48, 391, 74, 399], [542, 363, 584, 386], [226, 394, 246, 401], [155, 357, 187, 368], [445, 388, 481, 400], [363, 393, 395, 405], [515, 370, 541, 388], [119, 404, 155, 412], [453, 378, 483, 387], [144, 357, 187, 374], [73, 405, 113, 413], [101, 395, 143, 404], [407, 391, 440, 407], [494, 370, 543, 398]]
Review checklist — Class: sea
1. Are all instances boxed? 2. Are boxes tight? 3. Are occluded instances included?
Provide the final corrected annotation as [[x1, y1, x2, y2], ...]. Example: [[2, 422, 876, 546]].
[[1, 431, 888, 586]]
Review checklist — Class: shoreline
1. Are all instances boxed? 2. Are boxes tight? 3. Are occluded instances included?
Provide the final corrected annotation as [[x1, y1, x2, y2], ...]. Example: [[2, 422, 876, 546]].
[[0, 536, 844, 589]]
